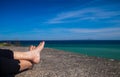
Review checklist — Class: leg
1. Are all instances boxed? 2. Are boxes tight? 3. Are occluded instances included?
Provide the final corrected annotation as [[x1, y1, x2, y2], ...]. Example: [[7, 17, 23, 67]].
[[15, 41, 45, 71], [0, 57, 20, 75], [0, 49, 14, 59], [0, 57, 33, 75], [19, 46, 36, 71], [19, 60, 33, 71], [13, 41, 45, 64], [0, 50, 33, 75], [0, 41, 45, 75]]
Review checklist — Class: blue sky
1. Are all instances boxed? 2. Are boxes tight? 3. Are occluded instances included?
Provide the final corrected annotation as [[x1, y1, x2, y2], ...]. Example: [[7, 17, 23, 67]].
[[0, 0, 120, 40]]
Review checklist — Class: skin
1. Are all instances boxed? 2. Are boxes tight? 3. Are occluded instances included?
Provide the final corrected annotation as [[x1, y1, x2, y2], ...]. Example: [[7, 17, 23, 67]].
[[13, 41, 45, 71]]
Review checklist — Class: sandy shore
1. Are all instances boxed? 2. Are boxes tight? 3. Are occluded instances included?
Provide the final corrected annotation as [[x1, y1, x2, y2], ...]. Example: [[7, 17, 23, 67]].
[[1, 46, 120, 77]]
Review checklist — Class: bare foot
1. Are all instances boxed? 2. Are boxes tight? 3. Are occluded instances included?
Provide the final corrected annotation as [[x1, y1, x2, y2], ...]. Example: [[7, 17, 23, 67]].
[[30, 41, 45, 64], [29, 45, 36, 51]]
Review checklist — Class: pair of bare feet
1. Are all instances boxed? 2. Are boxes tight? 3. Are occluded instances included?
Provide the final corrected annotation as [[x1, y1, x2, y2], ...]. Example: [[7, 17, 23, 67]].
[[29, 41, 45, 64]]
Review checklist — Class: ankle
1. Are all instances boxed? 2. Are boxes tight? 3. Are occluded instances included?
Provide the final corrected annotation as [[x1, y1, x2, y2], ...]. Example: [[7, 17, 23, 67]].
[[26, 51, 34, 61]]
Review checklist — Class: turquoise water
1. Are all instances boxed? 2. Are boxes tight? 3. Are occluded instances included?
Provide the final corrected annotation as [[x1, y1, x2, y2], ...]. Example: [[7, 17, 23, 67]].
[[51, 45, 120, 60], [1, 40, 120, 60], [45, 41, 120, 60]]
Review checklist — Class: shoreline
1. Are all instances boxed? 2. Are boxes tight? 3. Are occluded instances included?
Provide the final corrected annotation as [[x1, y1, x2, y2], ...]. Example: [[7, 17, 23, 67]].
[[0, 46, 120, 77], [2, 46, 119, 61]]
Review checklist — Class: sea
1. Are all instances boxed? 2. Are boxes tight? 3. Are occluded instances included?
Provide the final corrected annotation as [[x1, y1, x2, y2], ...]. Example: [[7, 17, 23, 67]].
[[1, 40, 120, 60]]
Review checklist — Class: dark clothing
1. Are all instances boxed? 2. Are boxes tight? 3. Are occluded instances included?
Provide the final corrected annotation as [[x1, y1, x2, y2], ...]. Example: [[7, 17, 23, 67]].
[[0, 49, 20, 77]]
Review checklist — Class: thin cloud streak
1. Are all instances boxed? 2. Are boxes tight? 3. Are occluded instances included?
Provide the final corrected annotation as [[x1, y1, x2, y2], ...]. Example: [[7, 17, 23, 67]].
[[45, 27, 120, 39], [67, 28, 120, 33], [50, 27, 120, 40], [47, 8, 120, 24], [31, 27, 120, 33]]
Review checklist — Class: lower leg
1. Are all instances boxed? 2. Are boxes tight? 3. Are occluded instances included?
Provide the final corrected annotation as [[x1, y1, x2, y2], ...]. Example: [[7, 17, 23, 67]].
[[0, 58, 32, 74], [13, 51, 33, 62], [19, 60, 33, 71]]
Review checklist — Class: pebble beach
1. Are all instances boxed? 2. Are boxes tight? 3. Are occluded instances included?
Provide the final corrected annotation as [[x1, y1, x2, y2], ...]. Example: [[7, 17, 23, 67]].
[[1, 46, 120, 77]]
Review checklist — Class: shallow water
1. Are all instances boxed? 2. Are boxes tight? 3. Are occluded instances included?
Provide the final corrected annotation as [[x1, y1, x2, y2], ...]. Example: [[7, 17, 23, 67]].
[[45, 40, 120, 60]]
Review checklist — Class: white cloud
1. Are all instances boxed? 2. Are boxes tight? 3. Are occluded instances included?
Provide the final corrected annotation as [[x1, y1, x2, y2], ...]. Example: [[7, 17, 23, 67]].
[[46, 8, 120, 24], [48, 27, 120, 39], [66, 28, 120, 33], [31, 27, 120, 36]]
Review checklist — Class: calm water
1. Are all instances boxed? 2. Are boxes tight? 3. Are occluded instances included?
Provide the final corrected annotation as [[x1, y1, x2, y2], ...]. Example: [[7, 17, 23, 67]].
[[1, 40, 120, 60]]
